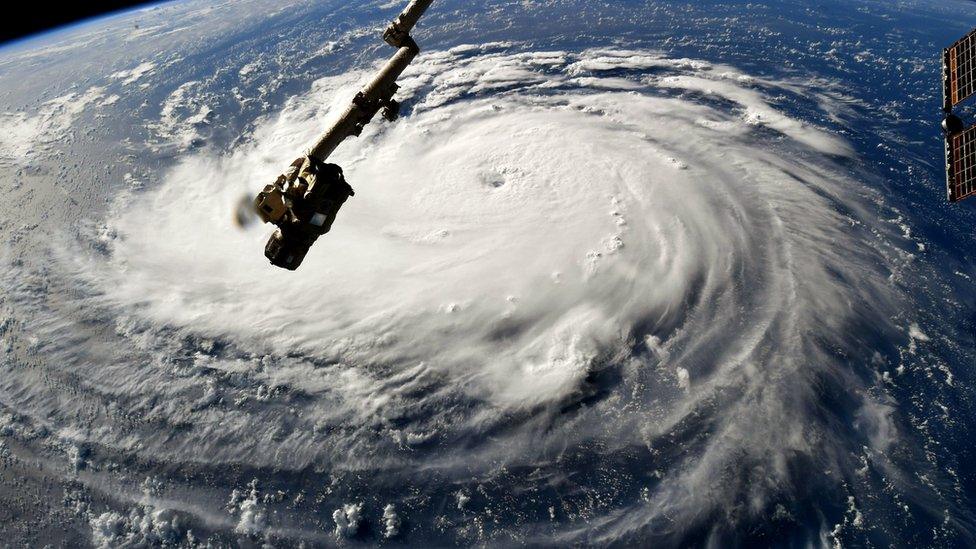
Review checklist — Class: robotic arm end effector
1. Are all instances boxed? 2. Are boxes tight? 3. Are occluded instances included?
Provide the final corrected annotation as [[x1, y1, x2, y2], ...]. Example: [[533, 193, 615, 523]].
[[255, 156, 355, 270]]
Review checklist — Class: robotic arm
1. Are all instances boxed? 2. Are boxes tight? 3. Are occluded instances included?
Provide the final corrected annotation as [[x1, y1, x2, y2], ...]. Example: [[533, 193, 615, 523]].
[[254, 0, 435, 270]]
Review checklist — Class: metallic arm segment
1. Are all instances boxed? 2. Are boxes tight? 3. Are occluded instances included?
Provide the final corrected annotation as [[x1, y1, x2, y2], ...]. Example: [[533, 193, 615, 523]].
[[384, 0, 434, 47], [306, 0, 433, 162], [308, 38, 419, 162]]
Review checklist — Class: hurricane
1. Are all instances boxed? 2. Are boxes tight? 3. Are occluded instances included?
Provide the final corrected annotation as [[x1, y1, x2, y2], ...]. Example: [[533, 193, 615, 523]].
[[1, 41, 972, 547]]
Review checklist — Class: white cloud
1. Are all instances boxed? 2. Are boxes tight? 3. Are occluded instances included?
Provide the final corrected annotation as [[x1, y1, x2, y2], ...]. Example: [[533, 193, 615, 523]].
[[33, 45, 908, 540], [0, 86, 106, 166], [111, 61, 156, 86], [382, 504, 400, 538], [333, 503, 363, 539]]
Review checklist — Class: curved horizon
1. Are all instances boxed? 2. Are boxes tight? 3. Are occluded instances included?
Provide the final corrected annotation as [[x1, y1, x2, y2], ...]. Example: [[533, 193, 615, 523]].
[[0, 1, 169, 50]]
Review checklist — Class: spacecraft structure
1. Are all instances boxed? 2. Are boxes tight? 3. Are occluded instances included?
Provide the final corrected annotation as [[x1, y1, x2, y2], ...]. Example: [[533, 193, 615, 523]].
[[943, 27, 976, 203], [255, 0, 435, 270]]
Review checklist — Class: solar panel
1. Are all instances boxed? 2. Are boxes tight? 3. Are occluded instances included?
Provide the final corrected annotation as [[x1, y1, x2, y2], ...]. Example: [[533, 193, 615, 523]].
[[945, 28, 976, 110], [947, 123, 976, 202]]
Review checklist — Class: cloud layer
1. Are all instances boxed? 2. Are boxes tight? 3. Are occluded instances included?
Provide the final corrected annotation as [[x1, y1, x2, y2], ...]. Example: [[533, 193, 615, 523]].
[[6, 44, 933, 544]]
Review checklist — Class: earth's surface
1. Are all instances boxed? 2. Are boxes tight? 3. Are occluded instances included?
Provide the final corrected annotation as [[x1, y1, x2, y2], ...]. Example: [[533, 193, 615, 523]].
[[1, 0, 975, 547]]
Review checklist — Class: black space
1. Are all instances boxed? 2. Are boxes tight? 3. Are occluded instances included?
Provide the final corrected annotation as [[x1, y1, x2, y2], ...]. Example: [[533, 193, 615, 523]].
[[1, 1, 161, 44]]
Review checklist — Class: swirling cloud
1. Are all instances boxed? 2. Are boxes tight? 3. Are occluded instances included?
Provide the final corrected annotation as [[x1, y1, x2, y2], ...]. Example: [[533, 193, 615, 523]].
[[14, 44, 927, 544]]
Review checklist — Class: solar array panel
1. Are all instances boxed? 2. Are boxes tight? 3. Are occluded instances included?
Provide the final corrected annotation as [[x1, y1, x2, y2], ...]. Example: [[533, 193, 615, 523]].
[[947, 123, 976, 202], [945, 28, 976, 110]]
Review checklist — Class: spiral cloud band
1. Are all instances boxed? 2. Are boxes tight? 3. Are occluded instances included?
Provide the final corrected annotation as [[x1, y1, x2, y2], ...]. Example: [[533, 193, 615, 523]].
[[5, 44, 937, 545]]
